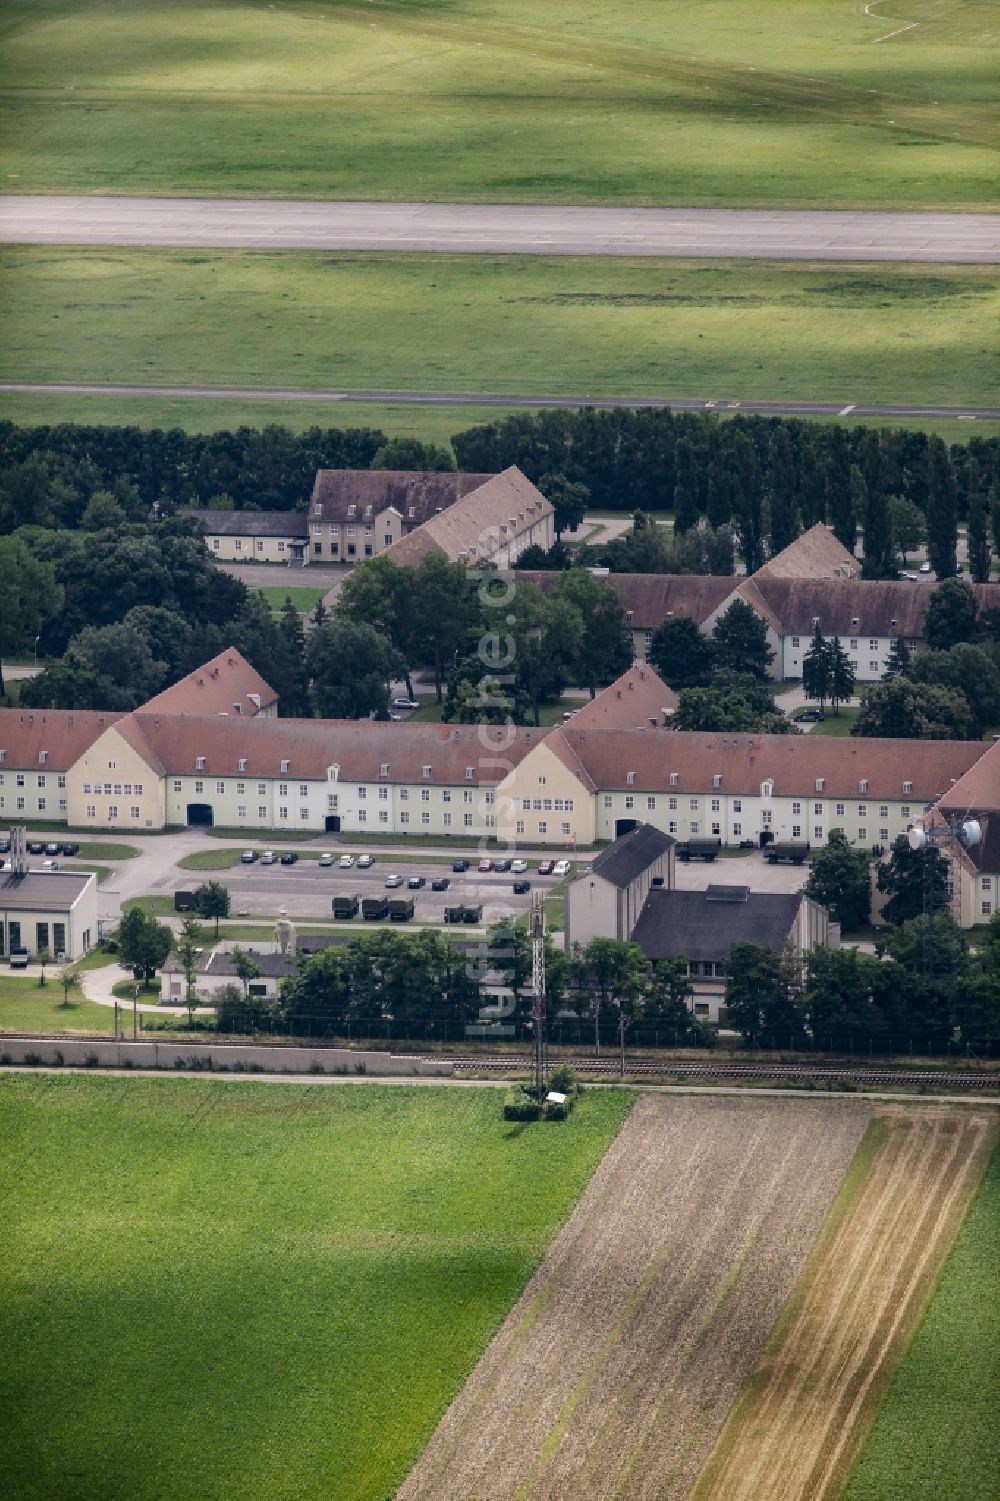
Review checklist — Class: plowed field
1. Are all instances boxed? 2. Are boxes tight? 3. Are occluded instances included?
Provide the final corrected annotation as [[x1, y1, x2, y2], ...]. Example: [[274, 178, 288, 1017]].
[[397, 1094, 870, 1501], [694, 1106, 999, 1501]]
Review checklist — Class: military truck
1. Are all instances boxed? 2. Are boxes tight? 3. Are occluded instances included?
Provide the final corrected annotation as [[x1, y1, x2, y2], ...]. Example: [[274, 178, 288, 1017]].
[[675, 838, 722, 863], [764, 841, 811, 865], [388, 896, 415, 921], [361, 895, 389, 920], [332, 893, 361, 919]]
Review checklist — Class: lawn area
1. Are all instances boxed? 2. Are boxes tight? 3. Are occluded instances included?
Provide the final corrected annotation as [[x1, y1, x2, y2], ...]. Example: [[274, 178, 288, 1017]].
[[1, 251, 998, 415], [178, 848, 326, 870], [257, 585, 325, 618], [808, 706, 862, 737], [0, 1074, 633, 1501], [842, 1138, 1000, 1501], [22, 837, 140, 861], [0, 0, 996, 208], [0, 975, 119, 1034]]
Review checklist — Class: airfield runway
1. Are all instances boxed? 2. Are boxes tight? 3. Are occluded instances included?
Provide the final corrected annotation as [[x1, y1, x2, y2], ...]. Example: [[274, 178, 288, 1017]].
[[1, 197, 998, 262]]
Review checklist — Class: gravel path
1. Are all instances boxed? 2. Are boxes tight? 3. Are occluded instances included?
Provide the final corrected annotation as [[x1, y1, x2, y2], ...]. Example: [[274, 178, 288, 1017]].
[[398, 1094, 870, 1501]]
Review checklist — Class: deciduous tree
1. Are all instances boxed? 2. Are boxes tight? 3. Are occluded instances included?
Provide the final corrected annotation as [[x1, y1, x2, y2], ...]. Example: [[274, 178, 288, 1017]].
[[804, 831, 871, 931]]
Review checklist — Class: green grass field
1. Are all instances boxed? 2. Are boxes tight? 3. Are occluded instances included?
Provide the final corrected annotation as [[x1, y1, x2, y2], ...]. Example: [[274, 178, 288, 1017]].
[[257, 584, 326, 618], [808, 706, 862, 737], [1, 0, 996, 208], [842, 1139, 1000, 1501], [2, 250, 997, 416], [0, 1074, 632, 1501], [0, 975, 119, 1034]]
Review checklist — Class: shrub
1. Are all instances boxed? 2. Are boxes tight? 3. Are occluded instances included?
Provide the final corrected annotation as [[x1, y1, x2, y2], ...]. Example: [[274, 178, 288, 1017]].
[[53, 1050, 64, 1067], [548, 1063, 579, 1095], [309, 1061, 326, 1074], [84, 1053, 100, 1068], [24, 1052, 43, 1066]]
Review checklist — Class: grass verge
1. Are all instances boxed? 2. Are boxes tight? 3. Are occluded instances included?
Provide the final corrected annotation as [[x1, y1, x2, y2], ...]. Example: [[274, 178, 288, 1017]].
[[1, 251, 997, 415], [0, 1074, 633, 1501], [0, 975, 120, 1034]]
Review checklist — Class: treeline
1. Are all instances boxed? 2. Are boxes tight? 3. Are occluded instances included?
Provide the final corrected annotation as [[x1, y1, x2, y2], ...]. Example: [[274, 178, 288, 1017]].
[[0, 420, 386, 525]]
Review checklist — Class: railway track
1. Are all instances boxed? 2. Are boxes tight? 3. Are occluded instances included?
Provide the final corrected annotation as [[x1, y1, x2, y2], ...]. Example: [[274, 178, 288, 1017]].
[[429, 1052, 1000, 1090]]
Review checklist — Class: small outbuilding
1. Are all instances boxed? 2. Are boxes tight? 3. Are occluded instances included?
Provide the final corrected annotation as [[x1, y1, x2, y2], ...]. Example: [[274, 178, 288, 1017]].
[[565, 823, 675, 951], [0, 867, 100, 962]]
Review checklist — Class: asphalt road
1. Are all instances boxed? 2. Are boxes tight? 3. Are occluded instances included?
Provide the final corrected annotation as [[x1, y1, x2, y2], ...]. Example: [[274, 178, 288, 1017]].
[[1, 197, 998, 262], [2, 382, 996, 422]]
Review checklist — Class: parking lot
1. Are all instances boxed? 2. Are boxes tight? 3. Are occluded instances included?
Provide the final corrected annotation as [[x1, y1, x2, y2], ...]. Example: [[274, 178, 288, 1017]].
[[182, 853, 562, 925]]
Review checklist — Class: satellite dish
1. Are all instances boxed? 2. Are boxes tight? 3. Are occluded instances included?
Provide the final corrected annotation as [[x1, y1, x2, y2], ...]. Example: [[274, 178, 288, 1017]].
[[960, 819, 982, 848], [908, 827, 928, 852]]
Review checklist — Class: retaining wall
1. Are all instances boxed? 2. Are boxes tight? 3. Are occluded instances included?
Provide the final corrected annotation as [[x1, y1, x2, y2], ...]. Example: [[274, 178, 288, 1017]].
[[0, 1037, 453, 1077]]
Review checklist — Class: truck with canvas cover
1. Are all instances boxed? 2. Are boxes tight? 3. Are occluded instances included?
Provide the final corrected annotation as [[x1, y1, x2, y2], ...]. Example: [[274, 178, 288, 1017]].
[[675, 838, 722, 863], [388, 896, 415, 921], [765, 841, 811, 865], [362, 895, 389, 920], [332, 893, 360, 919]]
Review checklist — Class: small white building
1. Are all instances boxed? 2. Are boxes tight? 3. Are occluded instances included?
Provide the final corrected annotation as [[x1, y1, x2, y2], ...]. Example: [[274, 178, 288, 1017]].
[[160, 946, 297, 1004], [0, 867, 100, 961]]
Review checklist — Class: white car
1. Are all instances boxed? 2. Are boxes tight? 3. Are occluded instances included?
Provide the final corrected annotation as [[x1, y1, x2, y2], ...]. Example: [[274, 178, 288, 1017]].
[[357, 854, 375, 869], [260, 851, 277, 865], [391, 697, 420, 711], [339, 853, 355, 868], [552, 859, 571, 877], [318, 852, 334, 867], [510, 859, 528, 873], [918, 561, 932, 574], [384, 873, 403, 888]]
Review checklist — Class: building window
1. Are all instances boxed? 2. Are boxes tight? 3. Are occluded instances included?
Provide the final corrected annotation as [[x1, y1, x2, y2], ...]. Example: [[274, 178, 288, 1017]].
[[38, 798, 46, 812], [711, 822, 720, 836], [733, 799, 741, 813], [16, 797, 24, 811], [669, 821, 678, 834], [901, 805, 911, 817], [733, 823, 741, 837], [711, 799, 720, 813], [379, 811, 389, 825], [880, 828, 889, 840], [836, 803, 845, 817], [849, 639, 858, 651], [400, 811, 409, 825], [399, 788, 408, 801], [625, 796, 634, 810], [279, 782, 288, 796], [258, 783, 266, 796], [814, 825, 823, 840], [279, 806, 288, 820], [216, 781, 225, 795], [259, 806, 267, 819], [858, 804, 867, 818], [792, 825, 801, 838], [443, 812, 452, 827], [538, 821, 547, 834], [421, 811, 430, 826], [328, 794, 339, 810], [442, 789, 451, 803], [357, 809, 366, 823], [300, 807, 309, 820], [57, 775, 66, 789], [603, 795, 612, 809], [982, 902, 993, 917], [859, 828, 867, 841], [421, 789, 430, 802], [463, 789, 473, 804], [86, 804, 96, 819], [561, 822, 571, 836], [108, 805, 118, 819], [690, 821, 699, 834], [647, 796, 656, 811], [792, 801, 801, 816], [516, 820, 525, 834], [761, 810, 771, 826], [194, 780, 204, 794], [464, 813, 474, 828], [238, 805, 247, 818], [689, 798, 698, 811]]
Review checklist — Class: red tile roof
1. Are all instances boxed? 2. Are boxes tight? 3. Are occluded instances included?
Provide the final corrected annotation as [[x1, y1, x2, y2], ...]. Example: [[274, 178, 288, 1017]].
[[569, 663, 678, 731], [138, 648, 278, 717], [0, 709, 126, 771]]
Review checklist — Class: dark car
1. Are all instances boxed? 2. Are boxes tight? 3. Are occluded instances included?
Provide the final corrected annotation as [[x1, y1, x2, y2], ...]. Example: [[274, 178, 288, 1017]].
[[27, 841, 45, 855], [407, 875, 426, 890], [494, 858, 512, 873], [537, 860, 554, 875], [452, 859, 469, 872], [45, 842, 61, 856], [431, 876, 450, 892], [792, 708, 825, 723], [513, 880, 531, 894], [279, 851, 299, 865], [61, 842, 80, 857], [0, 838, 10, 854]]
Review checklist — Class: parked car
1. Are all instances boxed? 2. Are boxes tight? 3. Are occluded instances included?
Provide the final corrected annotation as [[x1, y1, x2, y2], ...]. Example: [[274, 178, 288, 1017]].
[[510, 859, 528, 873], [357, 854, 375, 869], [452, 859, 469, 872], [494, 858, 511, 873], [260, 851, 277, 865], [407, 875, 426, 889], [431, 876, 450, 892], [27, 841, 44, 855], [240, 850, 258, 864], [338, 853, 355, 868], [45, 842, 61, 856], [279, 851, 299, 865], [0, 838, 10, 854], [61, 842, 80, 857], [391, 697, 420, 711], [41, 858, 59, 870], [9, 946, 29, 969], [919, 561, 932, 574], [477, 858, 493, 872], [513, 880, 531, 894], [552, 859, 571, 877], [537, 860, 554, 875], [318, 852, 334, 867], [385, 873, 403, 888], [174, 889, 198, 912], [792, 708, 825, 723]]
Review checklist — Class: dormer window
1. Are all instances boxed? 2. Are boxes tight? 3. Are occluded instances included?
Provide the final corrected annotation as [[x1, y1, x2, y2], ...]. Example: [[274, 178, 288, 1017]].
[[903, 780, 912, 794], [890, 618, 897, 630], [712, 773, 722, 788], [851, 617, 860, 629], [38, 750, 47, 764], [195, 756, 205, 770], [626, 770, 636, 785], [815, 777, 825, 792], [0, 750, 5, 763], [669, 772, 678, 786], [761, 778, 774, 799], [465, 766, 475, 780], [328, 763, 340, 782], [347, 504, 356, 518], [625, 610, 634, 623], [380, 763, 390, 776], [422, 765, 432, 778], [238, 758, 247, 772], [407, 506, 415, 519], [859, 778, 868, 792], [280, 759, 290, 774]]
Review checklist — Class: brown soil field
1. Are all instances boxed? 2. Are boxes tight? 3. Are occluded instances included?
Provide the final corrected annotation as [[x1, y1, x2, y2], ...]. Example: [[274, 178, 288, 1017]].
[[397, 1094, 871, 1501], [693, 1105, 1000, 1501]]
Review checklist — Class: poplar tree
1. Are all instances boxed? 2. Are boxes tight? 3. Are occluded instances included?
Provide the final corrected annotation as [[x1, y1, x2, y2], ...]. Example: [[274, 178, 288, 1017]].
[[925, 436, 958, 579], [965, 459, 991, 583]]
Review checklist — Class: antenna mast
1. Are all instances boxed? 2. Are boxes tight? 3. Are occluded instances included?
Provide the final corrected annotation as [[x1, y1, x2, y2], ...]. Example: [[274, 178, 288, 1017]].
[[529, 893, 548, 1100]]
